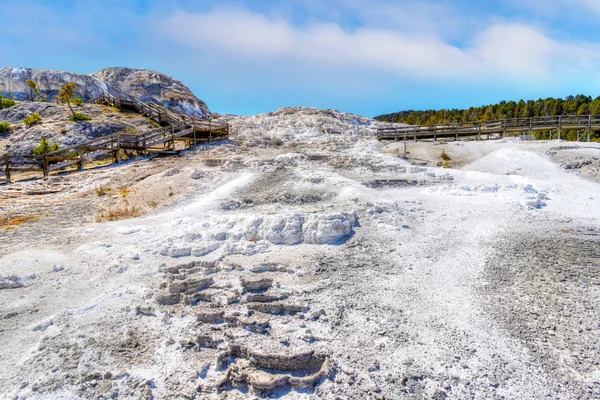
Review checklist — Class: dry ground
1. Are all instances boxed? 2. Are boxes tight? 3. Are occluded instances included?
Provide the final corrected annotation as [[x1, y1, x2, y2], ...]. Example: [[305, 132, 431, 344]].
[[0, 134, 599, 400]]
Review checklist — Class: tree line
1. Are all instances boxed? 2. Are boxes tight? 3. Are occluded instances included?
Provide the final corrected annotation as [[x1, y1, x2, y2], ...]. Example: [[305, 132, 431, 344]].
[[375, 95, 600, 141], [375, 95, 600, 125]]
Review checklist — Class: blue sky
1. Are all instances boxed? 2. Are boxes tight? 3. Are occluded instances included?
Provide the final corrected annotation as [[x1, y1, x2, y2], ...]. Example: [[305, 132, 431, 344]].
[[2, 0, 600, 117]]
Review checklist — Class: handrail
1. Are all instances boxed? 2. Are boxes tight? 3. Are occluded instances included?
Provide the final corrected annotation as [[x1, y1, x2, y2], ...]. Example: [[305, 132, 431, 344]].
[[1, 89, 230, 183], [377, 114, 600, 141]]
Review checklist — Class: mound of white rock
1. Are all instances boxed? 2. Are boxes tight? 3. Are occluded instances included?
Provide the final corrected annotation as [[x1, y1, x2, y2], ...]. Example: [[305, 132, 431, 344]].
[[159, 211, 359, 258], [240, 211, 359, 245]]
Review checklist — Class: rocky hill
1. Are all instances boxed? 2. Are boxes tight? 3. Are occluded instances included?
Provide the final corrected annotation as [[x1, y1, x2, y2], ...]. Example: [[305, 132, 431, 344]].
[[0, 102, 158, 155], [228, 107, 401, 147], [91, 68, 211, 118], [0, 67, 211, 118]]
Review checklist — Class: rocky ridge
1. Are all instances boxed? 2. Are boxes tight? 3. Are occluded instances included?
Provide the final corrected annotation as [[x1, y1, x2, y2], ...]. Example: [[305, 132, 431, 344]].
[[0, 66, 211, 118]]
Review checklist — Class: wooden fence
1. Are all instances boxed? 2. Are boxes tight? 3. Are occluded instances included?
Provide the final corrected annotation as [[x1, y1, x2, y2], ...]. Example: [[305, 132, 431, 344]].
[[377, 115, 600, 142], [0, 90, 229, 183]]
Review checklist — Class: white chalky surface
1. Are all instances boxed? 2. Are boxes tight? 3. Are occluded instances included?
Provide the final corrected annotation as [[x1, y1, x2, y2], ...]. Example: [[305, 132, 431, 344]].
[[0, 108, 599, 399]]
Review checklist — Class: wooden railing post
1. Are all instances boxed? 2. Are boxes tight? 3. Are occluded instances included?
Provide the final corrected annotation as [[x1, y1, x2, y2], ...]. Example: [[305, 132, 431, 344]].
[[117, 132, 121, 163], [588, 115, 592, 142], [78, 150, 84, 171], [171, 125, 175, 150], [558, 116, 562, 140], [4, 154, 10, 183], [42, 155, 49, 178], [193, 121, 197, 146]]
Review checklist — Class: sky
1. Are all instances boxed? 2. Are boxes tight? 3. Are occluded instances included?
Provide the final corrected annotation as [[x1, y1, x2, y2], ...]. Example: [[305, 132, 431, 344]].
[[2, 0, 600, 117]]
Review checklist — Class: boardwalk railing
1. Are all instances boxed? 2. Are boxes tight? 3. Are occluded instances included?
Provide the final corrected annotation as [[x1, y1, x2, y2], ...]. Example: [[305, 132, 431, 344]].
[[377, 115, 600, 142], [1, 90, 229, 183]]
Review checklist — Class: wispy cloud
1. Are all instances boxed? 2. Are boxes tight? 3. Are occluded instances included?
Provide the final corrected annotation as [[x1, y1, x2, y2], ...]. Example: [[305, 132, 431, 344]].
[[157, 6, 600, 83], [1, 0, 600, 115]]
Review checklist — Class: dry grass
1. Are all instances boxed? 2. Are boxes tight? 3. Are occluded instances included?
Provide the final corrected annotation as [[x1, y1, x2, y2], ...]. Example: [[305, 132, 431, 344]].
[[0, 214, 39, 231], [118, 187, 130, 197], [96, 206, 141, 222], [96, 186, 112, 196], [441, 150, 451, 161], [148, 200, 159, 208]]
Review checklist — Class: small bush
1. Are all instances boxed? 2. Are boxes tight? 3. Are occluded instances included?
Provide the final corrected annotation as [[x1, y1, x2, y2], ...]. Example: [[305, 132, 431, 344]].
[[24, 112, 43, 126], [96, 186, 112, 196], [148, 200, 159, 208], [96, 206, 141, 222], [60, 127, 68, 134], [33, 137, 60, 155], [443, 160, 450, 168], [441, 150, 451, 161], [72, 97, 84, 106], [118, 187, 130, 197], [0, 95, 17, 110], [70, 113, 92, 122], [0, 121, 13, 133]]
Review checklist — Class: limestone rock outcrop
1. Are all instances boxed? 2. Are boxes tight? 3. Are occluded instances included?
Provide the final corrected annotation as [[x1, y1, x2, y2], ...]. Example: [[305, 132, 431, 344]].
[[0, 67, 211, 118], [90, 67, 211, 118]]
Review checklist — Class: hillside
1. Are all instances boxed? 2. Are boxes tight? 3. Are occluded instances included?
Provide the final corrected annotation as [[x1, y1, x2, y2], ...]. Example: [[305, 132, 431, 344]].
[[0, 102, 159, 155], [0, 67, 600, 399], [0, 67, 211, 118], [1, 100, 600, 398]]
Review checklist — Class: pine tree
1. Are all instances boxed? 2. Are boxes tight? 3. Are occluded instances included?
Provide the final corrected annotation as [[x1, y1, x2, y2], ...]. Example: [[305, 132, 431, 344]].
[[26, 79, 40, 102], [57, 82, 77, 119]]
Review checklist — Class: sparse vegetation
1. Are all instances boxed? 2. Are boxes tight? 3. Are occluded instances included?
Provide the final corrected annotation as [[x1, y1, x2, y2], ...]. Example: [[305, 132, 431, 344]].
[[60, 127, 68, 134], [0, 94, 17, 109], [0, 214, 39, 231], [96, 206, 141, 222], [118, 187, 130, 197], [57, 82, 78, 119], [148, 200, 159, 208], [24, 112, 43, 126], [441, 150, 451, 161], [443, 160, 450, 168], [70, 113, 92, 122], [32, 137, 60, 155], [0, 121, 13, 133], [26, 79, 40, 102], [72, 97, 84, 106], [96, 186, 112, 196]]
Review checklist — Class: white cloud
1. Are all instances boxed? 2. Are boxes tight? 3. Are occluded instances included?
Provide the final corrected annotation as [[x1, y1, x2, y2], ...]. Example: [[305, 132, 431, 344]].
[[157, 7, 600, 84]]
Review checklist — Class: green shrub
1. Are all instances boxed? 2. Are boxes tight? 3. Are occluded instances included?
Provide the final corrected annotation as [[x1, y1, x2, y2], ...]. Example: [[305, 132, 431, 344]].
[[24, 112, 43, 126], [33, 137, 60, 155], [73, 97, 84, 106], [70, 113, 92, 122], [0, 95, 17, 109], [0, 121, 12, 133]]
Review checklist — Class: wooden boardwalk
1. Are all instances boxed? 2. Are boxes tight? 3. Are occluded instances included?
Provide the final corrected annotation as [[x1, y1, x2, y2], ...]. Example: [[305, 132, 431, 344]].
[[1, 91, 229, 183], [378, 115, 600, 142]]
